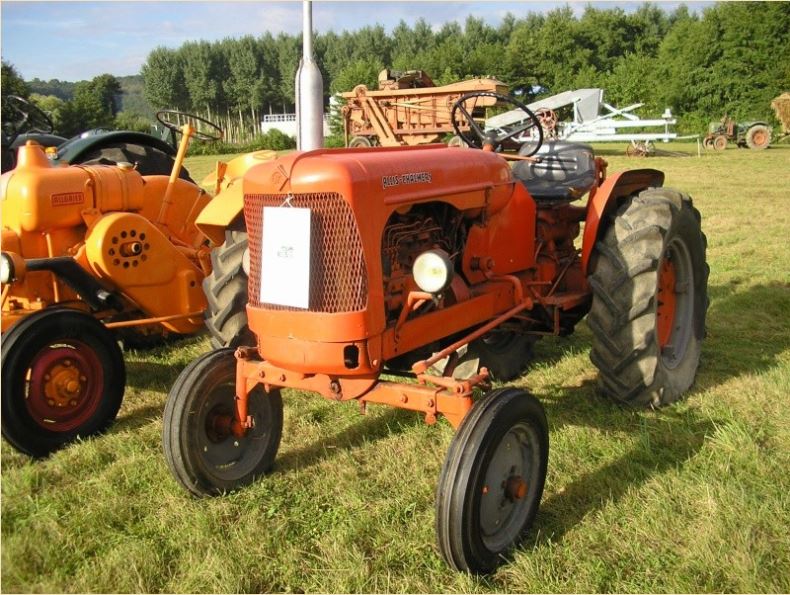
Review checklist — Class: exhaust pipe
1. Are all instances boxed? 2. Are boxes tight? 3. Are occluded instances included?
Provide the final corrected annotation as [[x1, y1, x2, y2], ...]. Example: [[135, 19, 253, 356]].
[[295, 0, 324, 151]]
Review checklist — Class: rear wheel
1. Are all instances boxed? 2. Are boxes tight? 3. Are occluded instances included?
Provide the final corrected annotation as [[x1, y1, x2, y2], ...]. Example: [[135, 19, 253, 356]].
[[203, 228, 255, 348], [1, 308, 125, 457], [587, 188, 709, 407], [162, 348, 283, 497], [436, 388, 548, 573], [467, 332, 536, 381], [348, 136, 372, 148], [745, 124, 771, 150]]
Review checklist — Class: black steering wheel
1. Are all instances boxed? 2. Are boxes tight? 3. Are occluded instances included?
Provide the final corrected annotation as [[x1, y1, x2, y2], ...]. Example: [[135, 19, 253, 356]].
[[2, 95, 55, 139], [451, 92, 544, 157], [156, 110, 223, 142]]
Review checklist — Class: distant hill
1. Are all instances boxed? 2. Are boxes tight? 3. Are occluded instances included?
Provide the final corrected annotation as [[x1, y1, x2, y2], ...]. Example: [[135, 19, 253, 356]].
[[28, 74, 154, 117]]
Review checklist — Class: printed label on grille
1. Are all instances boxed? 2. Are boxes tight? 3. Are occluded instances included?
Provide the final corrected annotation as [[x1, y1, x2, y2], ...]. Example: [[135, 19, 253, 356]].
[[260, 207, 311, 309]]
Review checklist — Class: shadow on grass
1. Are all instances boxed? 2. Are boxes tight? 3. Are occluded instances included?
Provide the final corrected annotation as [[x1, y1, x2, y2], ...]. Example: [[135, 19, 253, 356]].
[[694, 281, 790, 392], [275, 407, 423, 472], [529, 391, 714, 548], [125, 360, 190, 392]]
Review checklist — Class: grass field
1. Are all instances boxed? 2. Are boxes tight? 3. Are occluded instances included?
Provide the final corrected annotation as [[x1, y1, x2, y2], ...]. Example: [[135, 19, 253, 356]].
[[2, 142, 789, 593]]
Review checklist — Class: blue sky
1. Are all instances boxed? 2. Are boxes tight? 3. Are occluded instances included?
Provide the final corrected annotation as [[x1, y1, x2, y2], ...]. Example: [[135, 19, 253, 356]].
[[1, 1, 713, 82]]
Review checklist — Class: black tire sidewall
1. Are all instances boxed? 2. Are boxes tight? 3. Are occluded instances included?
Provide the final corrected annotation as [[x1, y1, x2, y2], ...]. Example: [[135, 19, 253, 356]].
[[437, 388, 548, 573], [1, 309, 125, 457], [653, 203, 707, 396], [163, 348, 283, 496]]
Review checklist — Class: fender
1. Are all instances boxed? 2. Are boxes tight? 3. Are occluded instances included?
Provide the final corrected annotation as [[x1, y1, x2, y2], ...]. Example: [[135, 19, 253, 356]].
[[581, 168, 664, 275], [195, 180, 244, 245], [55, 131, 177, 165]]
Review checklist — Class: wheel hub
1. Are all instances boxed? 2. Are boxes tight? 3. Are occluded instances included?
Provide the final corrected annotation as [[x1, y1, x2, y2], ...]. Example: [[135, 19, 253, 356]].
[[26, 343, 103, 431], [656, 257, 678, 349]]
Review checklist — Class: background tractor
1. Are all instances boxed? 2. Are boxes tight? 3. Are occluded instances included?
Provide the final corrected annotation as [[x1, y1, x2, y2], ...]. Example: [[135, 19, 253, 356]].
[[0, 111, 266, 457], [163, 91, 709, 573], [2, 94, 190, 178], [703, 115, 772, 151]]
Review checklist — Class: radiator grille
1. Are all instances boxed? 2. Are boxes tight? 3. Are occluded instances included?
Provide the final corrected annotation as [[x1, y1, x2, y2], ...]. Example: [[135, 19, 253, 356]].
[[244, 193, 368, 312]]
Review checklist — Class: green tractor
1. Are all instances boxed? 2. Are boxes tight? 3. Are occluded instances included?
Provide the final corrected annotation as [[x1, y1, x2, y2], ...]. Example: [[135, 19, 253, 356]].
[[703, 116, 772, 151]]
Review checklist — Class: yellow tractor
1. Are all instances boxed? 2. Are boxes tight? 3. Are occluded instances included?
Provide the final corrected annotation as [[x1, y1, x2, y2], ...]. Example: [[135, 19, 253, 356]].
[[0, 111, 266, 457]]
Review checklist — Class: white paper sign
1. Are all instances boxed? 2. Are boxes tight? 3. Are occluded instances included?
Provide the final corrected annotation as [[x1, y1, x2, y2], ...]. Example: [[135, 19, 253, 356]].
[[260, 207, 311, 308]]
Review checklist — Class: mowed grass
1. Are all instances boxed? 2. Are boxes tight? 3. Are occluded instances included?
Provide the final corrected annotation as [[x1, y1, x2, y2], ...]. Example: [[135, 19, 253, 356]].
[[2, 142, 789, 593]]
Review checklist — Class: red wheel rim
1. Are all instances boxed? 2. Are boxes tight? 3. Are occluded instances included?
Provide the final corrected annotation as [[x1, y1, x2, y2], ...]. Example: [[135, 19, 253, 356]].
[[25, 340, 104, 432], [656, 258, 678, 349], [752, 130, 767, 147]]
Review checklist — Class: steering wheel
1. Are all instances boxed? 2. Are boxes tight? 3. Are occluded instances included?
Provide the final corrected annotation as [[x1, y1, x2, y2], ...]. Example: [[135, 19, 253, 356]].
[[156, 110, 223, 142], [2, 95, 55, 138], [450, 92, 544, 157]]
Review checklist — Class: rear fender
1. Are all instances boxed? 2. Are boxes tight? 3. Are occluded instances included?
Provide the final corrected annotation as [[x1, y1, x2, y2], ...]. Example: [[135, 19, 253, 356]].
[[195, 181, 244, 245], [581, 168, 664, 275]]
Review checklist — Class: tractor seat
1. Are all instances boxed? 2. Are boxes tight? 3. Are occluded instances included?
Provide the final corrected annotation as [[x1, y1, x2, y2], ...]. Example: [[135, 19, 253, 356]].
[[512, 141, 596, 202]]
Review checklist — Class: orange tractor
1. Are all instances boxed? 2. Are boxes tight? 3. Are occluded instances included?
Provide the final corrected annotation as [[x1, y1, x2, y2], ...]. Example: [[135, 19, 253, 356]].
[[163, 92, 709, 573], [0, 111, 263, 457]]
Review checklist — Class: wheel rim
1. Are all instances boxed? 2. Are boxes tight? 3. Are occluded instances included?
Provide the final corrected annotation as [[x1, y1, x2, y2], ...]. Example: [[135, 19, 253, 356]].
[[751, 129, 768, 147], [478, 421, 540, 552], [196, 381, 273, 483], [25, 341, 104, 432], [656, 238, 695, 369]]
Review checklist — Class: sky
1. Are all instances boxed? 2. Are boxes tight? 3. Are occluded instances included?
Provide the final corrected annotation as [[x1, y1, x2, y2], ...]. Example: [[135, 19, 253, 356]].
[[1, 1, 713, 82]]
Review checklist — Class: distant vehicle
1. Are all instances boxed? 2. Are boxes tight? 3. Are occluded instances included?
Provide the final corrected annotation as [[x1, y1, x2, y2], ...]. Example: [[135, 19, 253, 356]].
[[703, 116, 772, 151]]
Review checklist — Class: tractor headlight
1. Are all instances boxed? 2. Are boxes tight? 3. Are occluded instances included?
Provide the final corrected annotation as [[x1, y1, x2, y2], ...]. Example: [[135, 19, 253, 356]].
[[0, 252, 25, 284], [0, 252, 15, 284], [242, 247, 250, 277], [413, 249, 453, 294]]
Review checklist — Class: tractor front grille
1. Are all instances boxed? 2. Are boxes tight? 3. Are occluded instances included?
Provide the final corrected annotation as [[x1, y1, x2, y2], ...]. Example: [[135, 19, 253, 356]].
[[244, 193, 368, 312]]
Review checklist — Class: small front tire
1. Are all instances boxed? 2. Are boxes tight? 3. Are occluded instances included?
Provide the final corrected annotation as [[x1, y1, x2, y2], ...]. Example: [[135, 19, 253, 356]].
[[436, 388, 548, 573], [162, 348, 283, 497]]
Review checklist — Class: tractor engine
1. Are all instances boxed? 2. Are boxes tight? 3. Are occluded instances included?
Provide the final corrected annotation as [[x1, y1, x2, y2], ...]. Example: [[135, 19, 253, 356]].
[[1, 142, 209, 332]]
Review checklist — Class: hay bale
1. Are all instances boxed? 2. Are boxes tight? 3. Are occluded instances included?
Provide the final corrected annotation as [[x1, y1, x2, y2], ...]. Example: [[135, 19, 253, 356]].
[[771, 93, 790, 133]]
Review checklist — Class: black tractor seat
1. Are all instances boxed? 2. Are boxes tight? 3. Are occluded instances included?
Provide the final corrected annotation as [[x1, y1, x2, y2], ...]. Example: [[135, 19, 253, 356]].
[[512, 141, 596, 202]]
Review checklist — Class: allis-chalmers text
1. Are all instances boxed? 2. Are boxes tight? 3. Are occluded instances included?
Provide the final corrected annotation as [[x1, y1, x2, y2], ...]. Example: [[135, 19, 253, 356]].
[[382, 171, 432, 189]]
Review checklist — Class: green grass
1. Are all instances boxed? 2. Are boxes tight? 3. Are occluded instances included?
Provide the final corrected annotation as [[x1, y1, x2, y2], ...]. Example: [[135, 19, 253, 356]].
[[2, 142, 789, 593]]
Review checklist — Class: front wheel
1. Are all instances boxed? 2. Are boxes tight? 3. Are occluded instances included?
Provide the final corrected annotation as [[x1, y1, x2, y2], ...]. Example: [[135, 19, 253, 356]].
[[587, 188, 709, 407], [436, 388, 548, 573], [162, 348, 283, 497], [1, 308, 125, 457]]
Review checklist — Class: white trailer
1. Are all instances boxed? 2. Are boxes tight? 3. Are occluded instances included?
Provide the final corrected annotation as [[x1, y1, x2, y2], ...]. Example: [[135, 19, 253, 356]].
[[485, 88, 677, 151]]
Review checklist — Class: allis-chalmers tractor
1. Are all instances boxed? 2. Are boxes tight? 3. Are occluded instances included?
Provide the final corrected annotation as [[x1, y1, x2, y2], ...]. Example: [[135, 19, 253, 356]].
[[0, 111, 261, 457], [163, 92, 709, 573]]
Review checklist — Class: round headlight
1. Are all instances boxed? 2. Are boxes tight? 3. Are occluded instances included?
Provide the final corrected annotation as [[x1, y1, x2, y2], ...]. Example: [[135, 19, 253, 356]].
[[413, 249, 453, 294], [0, 253, 14, 284]]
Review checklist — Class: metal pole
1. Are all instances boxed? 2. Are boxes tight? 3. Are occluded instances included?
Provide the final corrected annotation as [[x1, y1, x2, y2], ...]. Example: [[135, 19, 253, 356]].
[[295, 0, 324, 151]]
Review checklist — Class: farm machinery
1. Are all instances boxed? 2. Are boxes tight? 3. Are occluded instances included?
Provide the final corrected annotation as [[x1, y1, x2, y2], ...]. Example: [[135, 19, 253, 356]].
[[703, 115, 772, 151], [339, 69, 508, 147], [163, 91, 709, 573], [0, 110, 269, 457]]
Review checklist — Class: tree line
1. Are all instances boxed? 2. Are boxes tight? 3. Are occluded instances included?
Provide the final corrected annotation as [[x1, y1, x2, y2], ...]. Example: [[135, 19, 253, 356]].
[[5, 2, 789, 144]]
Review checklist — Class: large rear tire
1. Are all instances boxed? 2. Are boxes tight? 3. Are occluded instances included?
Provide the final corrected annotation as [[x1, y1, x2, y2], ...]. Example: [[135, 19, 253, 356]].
[[745, 124, 771, 150], [1, 308, 125, 457], [79, 142, 193, 181], [436, 388, 548, 573], [587, 188, 709, 407], [162, 348, 283, 497], [203, 228, 255, 349]]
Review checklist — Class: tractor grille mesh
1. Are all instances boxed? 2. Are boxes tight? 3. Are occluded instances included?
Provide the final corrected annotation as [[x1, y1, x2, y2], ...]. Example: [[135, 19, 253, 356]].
[[244, 193, 368, 312]]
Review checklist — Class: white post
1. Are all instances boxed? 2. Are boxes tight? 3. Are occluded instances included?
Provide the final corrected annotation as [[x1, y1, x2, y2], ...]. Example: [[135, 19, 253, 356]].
[[295, 0, 324, 151]]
